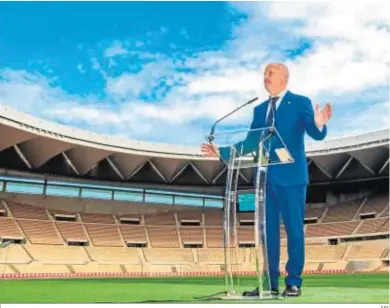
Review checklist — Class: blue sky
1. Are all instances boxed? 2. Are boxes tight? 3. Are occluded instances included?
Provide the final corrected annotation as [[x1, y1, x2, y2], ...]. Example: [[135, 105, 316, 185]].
[[0, 1, 389, 146]]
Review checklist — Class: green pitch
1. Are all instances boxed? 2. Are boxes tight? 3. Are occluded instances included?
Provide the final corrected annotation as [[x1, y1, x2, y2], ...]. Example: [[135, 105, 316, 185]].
[[0, 273, 388, 303]]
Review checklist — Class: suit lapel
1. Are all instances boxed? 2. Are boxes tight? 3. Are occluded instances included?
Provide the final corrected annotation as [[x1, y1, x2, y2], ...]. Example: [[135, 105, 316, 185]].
[[277, 90, 291, 113], [256, 90, 292, 126]]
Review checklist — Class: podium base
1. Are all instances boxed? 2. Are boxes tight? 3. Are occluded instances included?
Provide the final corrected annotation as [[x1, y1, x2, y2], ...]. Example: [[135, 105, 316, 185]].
[[212, 291, 284, 301], [218, 295, 282, 300]]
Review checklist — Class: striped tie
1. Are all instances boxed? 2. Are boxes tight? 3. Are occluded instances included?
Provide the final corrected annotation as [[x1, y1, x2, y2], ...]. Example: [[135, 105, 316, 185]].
[[266, 96, 279, 127]]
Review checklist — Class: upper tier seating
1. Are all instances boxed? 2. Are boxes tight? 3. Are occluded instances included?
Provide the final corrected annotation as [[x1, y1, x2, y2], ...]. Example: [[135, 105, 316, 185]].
[[176, 210, 203, 222], [80, 213, 115, 224], [180, 227, 204, 245], [16, 219, 63, 245], [56, 222, 88, 242], [359, 194, 389, 215], [305, 207, 326, 219], [7, 202, 49, 220], [204, 211, 223, 226], [322, 200, 361, 223], [119, 225, 147, 244], [146, 226, 180, 248], [355, 217, 389, 235], [0, 196, 387, 250], [305, 221, 359, 238], [84, 224, 122, 247], [143, 212, 176, 226]]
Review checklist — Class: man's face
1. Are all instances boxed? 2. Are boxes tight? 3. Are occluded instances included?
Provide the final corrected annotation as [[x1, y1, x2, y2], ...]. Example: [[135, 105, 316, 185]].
[[264, 65, 286, 95]]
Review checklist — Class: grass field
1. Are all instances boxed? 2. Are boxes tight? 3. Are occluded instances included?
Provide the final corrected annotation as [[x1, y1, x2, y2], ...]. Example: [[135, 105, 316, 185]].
[[0, 273, 389, 303]]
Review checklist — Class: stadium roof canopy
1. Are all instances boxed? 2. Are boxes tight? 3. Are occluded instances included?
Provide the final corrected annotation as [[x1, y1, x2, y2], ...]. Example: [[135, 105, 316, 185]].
[[0, 105, 388, 187]]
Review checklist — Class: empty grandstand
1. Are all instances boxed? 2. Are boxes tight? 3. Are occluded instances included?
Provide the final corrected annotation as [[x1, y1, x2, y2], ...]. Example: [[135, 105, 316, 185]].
[[0, 106, 389, 278]]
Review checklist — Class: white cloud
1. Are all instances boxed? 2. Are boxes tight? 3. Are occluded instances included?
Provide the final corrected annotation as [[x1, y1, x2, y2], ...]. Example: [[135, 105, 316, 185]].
[[265, 1, 390, 98], [327, 101, 389, 139], [187, 66, 259, 94], [104, 40, 129, 58], [105, 60, 174, 99]]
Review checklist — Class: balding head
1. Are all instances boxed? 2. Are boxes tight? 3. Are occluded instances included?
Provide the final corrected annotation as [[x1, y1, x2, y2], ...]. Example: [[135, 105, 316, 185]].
[[264, 63, 289, 96]]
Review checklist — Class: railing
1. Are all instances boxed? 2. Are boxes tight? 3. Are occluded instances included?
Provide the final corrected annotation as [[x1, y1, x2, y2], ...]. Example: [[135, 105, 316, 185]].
[[0, 176, 224, 208]]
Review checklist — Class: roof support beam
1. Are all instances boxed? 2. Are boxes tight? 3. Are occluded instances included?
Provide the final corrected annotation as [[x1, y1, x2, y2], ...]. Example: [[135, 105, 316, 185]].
[[336, 156, 353, 180], [169, 164, 188, 183], [13, 144, 32, 169], [379, 158, 389, 175], [238, 172, 249, 184], [212, 166, 227, 184], [62, 152, 80, 175], [190, 163, 209, 184], [170, 163, 209, 184], [127, 161, 147, 180], [351, 157, 376, 176], [313, 161, 333, 179], [149, 160, 167, 183], [106, 157, 124, 180]]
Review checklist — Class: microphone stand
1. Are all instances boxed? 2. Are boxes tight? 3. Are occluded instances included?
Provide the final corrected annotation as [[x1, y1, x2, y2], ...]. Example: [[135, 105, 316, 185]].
[[207, 97, 258, 143]]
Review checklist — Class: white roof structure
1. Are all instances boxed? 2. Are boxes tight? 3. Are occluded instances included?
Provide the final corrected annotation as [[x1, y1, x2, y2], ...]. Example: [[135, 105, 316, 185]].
[[0, 105, 388, 187]]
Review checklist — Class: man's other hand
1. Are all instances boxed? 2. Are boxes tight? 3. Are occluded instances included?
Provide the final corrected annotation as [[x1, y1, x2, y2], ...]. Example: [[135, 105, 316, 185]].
[[314, 103, 332, 128], [201, 143, 220, 157]]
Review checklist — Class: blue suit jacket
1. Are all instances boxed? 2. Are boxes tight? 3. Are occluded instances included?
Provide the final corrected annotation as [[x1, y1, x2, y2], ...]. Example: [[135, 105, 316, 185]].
[[219, 91, 327, 187]]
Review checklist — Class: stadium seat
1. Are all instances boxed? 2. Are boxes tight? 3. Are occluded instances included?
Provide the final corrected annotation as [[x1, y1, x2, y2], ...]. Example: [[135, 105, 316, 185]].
[[355, 217, 388, 235], [0, 244, 31, 264], [0, 196, 387, 277], [359, 194, 389, 215], [25, 244, 89, 264], [86, 247, 141, 264], [322, 200, 362, 223], [146, 226, 180, 248], [119, 225, 147, 245], [347, 241, 388, 260], [56, 222, 88, 242], [0, 217, 24, 239], [16, 219, 63, 245], [179, 226, 204, 246], [7, 202, 49, 220], [143, 248, 194, 264], [84, 224, 123, 247], [81, 213, 115, 224], [143, 212, 176, 226], [306, 221, 359, 238]]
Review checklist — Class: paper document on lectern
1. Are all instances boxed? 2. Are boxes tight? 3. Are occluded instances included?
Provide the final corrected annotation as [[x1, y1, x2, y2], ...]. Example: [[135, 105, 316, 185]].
[[214, 126, 294, 169]]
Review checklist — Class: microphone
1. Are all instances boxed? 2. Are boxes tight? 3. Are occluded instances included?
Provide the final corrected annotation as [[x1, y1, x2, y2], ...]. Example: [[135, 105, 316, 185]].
[[208, 97, 258, 142]]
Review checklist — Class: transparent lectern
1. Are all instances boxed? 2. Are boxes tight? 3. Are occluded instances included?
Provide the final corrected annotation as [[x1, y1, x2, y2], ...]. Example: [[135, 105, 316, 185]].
[[210, 126, 294, 300]]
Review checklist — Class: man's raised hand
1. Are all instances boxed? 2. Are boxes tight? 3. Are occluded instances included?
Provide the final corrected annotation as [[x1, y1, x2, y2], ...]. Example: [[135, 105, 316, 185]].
[[201, 143, 220, 157], [314, 103, 332, 128]]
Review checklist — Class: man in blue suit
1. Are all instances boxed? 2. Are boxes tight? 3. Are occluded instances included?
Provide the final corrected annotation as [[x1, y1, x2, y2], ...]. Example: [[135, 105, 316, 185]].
[[201, 63, 332, 297]]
